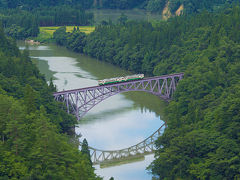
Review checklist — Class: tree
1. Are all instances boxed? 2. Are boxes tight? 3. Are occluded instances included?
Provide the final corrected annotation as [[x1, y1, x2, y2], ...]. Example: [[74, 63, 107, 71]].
[[0, 23, 99, 179], [81, 138, 92, 166], [23, 85, 37, 114], [118, 13, 128, 25], [53, 26, 67, 46]]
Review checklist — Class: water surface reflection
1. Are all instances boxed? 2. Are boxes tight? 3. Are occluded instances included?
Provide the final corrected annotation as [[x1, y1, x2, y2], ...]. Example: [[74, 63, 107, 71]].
[[19, 42, 166, 180]]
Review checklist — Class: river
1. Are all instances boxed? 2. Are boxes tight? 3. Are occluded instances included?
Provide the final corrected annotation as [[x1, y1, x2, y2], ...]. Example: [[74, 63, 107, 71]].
[[18, 42, 166, 180]]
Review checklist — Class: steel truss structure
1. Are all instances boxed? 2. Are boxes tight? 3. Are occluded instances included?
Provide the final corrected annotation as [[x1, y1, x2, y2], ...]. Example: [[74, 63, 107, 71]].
[[53, 73, 183, 164], [53, 73, 184, 120], [86, 123, 166, 164]]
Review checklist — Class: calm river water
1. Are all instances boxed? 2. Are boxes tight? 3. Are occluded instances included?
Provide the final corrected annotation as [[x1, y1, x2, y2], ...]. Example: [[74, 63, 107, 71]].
[[18, 42, 166, 180]]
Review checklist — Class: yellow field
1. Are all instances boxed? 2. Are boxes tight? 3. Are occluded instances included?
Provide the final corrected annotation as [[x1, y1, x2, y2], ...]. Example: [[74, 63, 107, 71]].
[[40, 26, 95, 36]]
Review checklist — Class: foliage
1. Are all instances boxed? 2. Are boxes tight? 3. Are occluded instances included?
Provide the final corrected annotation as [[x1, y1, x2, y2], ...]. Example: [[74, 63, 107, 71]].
[[0, 0, 94, 9], [147, 0, 167, 13], [34, 26, 95, 43], [0, 5, 93, 40], [81, 138, 93, 166], [53, 27, 87, 53], [1, 0, 236, 15], [34, 6, 94, 26], [41, 26, 95, 35], [53, 5, 240, 179], [1, 0, 238, 40], [98, 0, 146, 9], [1, 11, 39, 39], [53, 26, 67, 46], [0, 26, 100, 179], [146, 0, 238, 14]]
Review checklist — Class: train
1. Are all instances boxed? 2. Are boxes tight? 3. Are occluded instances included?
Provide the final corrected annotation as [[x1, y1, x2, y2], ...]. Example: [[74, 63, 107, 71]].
[[98, 74, 144, 85]]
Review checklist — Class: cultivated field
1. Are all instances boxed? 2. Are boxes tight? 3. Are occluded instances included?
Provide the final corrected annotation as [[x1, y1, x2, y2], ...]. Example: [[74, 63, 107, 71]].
[[40, 26, 95, 36]]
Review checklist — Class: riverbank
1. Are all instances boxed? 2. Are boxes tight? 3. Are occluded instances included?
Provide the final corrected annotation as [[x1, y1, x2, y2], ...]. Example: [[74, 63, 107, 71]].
[[25, 39, 41, 45]]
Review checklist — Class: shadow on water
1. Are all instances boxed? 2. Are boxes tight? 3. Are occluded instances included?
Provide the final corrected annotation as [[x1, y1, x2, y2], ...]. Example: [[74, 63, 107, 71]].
[[123, 91, 168, 119], [31, 57, 57, 81], [80, 106, 137, 124]]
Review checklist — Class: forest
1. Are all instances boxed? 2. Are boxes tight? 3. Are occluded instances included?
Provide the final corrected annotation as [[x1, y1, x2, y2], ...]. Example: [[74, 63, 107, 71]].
[[0, 27, 100, 179], [1, 0, 240, 179], [146, 0, 238, 14], [0, 5, 93, 39], [53, 5, 240, 179], [0, 0, 94, 9], [0, 0, 238, 40], [0, 0, 234, 14]]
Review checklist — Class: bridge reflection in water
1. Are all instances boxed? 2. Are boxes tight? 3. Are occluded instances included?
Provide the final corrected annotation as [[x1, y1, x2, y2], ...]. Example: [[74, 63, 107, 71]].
[[54, 73, 183, 164], [86, 123, 166, 165]]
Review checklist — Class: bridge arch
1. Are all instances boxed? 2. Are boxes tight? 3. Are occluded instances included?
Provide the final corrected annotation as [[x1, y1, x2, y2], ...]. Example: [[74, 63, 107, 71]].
[[54, 73, 183, 120], [53, 73, 183, 164], [81, 123, 166, 164]]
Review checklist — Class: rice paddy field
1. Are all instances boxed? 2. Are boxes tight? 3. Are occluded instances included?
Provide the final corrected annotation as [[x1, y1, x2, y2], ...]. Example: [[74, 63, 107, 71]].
[[35, 26, 95, 42], [40, 26, 95, 35]]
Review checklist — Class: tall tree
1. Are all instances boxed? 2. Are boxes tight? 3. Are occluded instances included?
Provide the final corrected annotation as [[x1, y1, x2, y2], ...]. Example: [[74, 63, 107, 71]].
[[81, 138, 92, 166]]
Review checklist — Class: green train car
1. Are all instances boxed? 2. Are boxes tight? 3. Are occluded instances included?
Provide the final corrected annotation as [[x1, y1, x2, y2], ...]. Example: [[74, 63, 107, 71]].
[[98, 74, 144, 86]]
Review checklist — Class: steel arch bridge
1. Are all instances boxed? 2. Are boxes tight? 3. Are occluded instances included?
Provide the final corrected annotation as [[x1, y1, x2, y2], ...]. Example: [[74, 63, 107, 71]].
[[53, 73, 183, 164], [53, 73, 184, 120]]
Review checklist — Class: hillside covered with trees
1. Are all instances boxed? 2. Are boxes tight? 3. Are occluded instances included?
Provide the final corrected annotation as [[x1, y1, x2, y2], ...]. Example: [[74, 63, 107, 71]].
[[53, 5, 240, 179], [0, 0, 238, 40], [146, 0, 238, 14], [0, 27, 100, 179], [0, 0, 93, 9], [0, 4, 93, 39], [1, 0, 240, 179], [89, 0, 238, 15]]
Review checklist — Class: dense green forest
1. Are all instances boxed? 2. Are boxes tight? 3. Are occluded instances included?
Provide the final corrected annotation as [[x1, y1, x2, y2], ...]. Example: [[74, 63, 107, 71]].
[[92, 0, 146, 9], [146, 0, 238, 14], [53, 5, 240, 179], [0, 0, 238, 40], [91, 0, 238, 14], [0, 0, 93, 9], [92, 0, 238, 13], [1, 0, 240, 179], [0, 0, 142, 10], [0, 27, 100, 179], [0, 6, 93, 39], [92, 0, 238, 14]]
